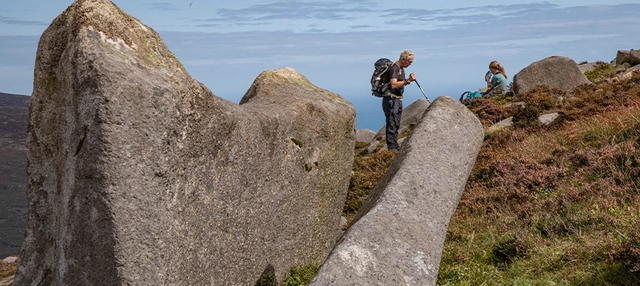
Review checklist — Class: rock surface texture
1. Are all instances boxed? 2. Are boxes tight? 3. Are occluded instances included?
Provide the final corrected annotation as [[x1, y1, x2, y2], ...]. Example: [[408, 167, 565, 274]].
[[15, 0, 355, 285], [513, 56, 591, 95], [310, 96, 484, 286]]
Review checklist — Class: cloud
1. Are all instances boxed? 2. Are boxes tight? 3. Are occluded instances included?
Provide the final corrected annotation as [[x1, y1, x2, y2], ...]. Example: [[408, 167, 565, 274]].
[[0, 15, 48, 27], [380, 3, 561, 29], [215, 1, 371, 21], [189, 0, 377, 31], [146, 2, 181, 11], [176, 1, 640, 37], [348, 25, 371, 29]]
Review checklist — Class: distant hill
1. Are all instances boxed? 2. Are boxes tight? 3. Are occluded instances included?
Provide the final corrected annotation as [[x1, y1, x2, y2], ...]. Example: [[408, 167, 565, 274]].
[[0, 91, 29, 258], [0, 92, 29, 149]]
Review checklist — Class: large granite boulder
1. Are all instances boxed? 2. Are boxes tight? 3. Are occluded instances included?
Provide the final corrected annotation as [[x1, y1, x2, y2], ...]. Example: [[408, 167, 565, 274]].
[[15, 0, 355, 285], [310, 96, 484, 285], [513, 56, 590, 95]]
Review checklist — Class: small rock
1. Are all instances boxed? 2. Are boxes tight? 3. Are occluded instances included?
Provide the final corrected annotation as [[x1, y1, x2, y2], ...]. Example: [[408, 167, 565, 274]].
[[538, 113, 560, 125], [356, 129, 376, 143], [2, 256, 18, 264]]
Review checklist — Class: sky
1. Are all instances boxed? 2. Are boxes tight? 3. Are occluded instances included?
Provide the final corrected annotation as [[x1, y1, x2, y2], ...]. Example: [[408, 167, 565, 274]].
[[1, 0, 639, 130]]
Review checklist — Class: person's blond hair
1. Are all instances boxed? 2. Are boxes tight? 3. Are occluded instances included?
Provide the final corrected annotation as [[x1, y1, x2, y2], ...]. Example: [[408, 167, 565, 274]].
[[489, 61, 507, 79]]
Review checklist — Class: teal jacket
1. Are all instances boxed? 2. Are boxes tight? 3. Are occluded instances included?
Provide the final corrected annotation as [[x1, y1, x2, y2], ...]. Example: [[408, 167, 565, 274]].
[[489, 72, 509, 96]]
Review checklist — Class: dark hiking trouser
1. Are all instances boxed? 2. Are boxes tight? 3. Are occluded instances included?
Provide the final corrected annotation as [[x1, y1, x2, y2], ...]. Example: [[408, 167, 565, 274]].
[[382, 96, 403, 150]]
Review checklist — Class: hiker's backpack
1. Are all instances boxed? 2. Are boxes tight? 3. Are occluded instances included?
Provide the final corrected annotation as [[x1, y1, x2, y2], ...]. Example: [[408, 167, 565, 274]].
[[371, 58, 394, 97]]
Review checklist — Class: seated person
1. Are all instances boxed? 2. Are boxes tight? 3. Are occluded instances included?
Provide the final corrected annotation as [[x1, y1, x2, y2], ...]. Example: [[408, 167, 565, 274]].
[[485, 61, 509, 96], [460, 61, 510, 104]]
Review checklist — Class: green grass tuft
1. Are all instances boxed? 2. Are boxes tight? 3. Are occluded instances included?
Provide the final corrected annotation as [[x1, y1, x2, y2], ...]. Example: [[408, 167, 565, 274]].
[[280, 264, 320, 286], [291, 138, 304, 148]]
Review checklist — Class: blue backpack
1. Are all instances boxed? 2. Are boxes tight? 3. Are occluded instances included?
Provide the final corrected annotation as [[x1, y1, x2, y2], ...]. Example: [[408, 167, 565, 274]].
[[459, 90, 484, 104]]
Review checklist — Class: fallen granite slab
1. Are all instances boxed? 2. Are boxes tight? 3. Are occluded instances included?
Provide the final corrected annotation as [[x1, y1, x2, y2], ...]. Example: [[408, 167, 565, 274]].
[[309, 96, 484, 285]]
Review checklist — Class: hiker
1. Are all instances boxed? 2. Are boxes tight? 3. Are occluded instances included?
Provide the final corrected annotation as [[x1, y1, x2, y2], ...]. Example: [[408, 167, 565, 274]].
[[485, 60, 509, 96], [383, 49, 416, 151]]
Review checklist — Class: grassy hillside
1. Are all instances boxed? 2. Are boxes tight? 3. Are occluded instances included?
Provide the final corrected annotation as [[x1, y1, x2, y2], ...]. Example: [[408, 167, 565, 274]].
[[347, 70, 640, 284]]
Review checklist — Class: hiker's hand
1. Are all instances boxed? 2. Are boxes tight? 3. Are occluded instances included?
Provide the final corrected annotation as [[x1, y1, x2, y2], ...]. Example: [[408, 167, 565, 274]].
[[408, 73, 416, 82]]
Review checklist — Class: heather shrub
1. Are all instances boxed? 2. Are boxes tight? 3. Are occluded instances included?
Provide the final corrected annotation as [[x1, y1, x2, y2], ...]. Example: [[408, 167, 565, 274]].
[[514, 85, 564, 112], [491, 234, 528, 265], [511, 105, 539, 128], [343, 149, 396, 222], [467, 96, 518, 127]]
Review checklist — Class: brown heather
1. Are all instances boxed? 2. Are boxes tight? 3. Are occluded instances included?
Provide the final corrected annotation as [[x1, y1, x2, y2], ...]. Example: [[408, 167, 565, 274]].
[[343, 142, 397, 223]]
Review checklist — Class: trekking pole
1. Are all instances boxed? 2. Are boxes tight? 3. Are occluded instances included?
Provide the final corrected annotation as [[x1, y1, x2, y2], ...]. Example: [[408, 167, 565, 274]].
[[410, 73, 429, 102]]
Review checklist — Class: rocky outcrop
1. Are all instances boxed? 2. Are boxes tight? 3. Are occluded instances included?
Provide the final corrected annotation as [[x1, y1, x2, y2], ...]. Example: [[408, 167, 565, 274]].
[[616, 49, 640, 66], [310, 96, 484, 285], [513, 56, 590, 95], [15, 0, 355, 285]]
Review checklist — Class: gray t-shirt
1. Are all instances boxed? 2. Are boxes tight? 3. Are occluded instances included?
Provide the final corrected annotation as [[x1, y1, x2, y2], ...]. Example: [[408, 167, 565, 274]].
[[388, 63, 406, 96]]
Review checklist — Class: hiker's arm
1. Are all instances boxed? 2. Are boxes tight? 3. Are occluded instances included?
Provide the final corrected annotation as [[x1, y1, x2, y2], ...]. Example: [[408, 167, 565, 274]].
[[390, 73, 416, 89], [390, 78, 407, 89]]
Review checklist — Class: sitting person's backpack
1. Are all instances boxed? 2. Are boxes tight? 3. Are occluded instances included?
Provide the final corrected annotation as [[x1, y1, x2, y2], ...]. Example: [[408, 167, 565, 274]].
[[371, 58, 394, 97], [459, 90, 484, 105]]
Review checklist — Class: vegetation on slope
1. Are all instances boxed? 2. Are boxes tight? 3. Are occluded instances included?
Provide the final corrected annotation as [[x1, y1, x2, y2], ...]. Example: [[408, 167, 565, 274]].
[[442, 72, 640, 284], [344, 68, 640, 285]]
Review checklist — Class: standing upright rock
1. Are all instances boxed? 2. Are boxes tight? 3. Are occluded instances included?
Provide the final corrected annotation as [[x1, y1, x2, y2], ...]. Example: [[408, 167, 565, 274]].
[[513, 56, 591, 94], [15, 0, 355, 285], [310, 96, 484, 285]]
